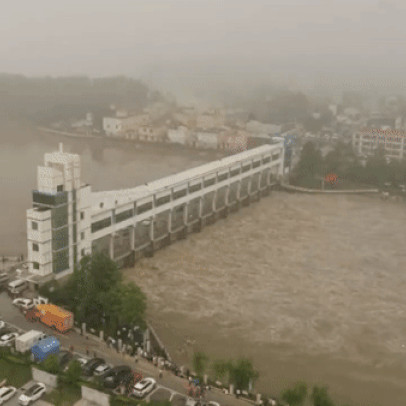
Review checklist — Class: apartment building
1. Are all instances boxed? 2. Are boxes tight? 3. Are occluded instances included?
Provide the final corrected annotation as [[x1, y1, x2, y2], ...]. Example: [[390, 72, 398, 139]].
[[352, 131, 405, 159]]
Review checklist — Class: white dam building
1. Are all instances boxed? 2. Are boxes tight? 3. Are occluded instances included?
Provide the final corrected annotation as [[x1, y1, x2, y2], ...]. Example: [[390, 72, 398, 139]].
[[26, 142, 284, 278]]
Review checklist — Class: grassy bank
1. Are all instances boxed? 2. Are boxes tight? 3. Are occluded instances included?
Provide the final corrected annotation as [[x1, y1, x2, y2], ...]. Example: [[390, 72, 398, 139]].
[[0, 357, 32, 387]]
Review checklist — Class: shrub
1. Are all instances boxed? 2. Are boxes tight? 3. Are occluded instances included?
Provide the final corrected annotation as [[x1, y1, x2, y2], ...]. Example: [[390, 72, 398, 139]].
[[41, 354, 60, 375], [64, 360, 82, 385]]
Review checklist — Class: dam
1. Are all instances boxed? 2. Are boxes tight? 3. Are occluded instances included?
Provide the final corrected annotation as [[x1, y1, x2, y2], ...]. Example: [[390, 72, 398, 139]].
[[26, 141, 284, 279]]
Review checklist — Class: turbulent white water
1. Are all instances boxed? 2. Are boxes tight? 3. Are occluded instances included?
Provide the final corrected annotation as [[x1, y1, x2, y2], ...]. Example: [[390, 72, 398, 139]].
[[123, 193, 406, 406]]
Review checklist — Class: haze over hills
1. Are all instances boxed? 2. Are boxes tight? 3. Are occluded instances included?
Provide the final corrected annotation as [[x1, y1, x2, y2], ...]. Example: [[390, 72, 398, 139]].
[[1, 0, 406, 102]]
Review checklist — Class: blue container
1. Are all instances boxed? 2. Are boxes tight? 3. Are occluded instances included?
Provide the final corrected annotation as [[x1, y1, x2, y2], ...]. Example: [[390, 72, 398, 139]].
[[31, 336, 60, 362]]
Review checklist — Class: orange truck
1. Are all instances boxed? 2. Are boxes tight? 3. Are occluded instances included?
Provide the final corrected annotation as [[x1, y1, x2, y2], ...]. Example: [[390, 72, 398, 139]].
[[27, 304, 74, 333]]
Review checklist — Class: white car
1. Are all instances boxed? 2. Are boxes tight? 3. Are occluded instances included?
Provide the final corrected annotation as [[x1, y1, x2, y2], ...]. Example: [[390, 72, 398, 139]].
[[75, 356, 89, 368], [0, 386, 16, 404], [12, 298, 34, 310], [131, 377, 156, 398], [0, 332, 19, 346], [93, 363, 111, 376], [185, 398, 200, 406], [18, 382, 46, 405]]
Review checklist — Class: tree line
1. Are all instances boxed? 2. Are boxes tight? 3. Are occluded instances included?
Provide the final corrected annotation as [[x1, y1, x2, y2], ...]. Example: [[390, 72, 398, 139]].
[[0, 73, 163, 127], [291, 141, 406, 190], [192, 351, 354, 406]]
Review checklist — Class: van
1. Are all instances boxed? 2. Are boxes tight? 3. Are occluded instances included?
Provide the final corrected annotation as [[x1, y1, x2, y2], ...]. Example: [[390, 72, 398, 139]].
[[8, 279, 28, 295], [33, 304, 74, 333], [15, 330, 47, 353]]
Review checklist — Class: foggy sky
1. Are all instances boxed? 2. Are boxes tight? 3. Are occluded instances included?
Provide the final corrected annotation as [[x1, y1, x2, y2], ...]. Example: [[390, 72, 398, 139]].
[[2, 0, 406, 97]]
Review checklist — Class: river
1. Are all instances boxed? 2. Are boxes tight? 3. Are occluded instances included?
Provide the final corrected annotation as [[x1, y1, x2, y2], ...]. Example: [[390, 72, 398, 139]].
[[0, 121, 215, 254], [2, 122, 406, 405], [122, 193, 406, 406]]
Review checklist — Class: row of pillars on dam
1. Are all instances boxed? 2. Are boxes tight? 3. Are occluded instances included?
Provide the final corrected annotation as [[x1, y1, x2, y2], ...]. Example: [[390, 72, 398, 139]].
[[94, 171, 275, 263]]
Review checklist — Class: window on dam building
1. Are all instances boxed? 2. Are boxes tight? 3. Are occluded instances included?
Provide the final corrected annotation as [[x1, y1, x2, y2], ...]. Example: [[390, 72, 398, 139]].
[[115, 209, 133, 223], [137, 202, 153, 214], [91, 217, 112, 233]]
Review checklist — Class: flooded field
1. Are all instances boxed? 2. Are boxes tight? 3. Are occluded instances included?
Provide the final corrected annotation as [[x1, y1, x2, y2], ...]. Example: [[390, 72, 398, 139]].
[[123, 193, 406, 406]]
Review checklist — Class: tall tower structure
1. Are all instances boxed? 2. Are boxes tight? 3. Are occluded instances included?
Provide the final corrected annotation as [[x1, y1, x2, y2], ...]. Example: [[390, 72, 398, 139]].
[[26, 143, 91, 278]]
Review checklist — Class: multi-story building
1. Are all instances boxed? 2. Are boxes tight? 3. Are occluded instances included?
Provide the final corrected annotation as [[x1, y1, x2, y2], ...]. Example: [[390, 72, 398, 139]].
[[26, 144, 91, 278], [27, 142, 284, 279], [103, 114, 150, 136], [352, 131, 405, 160]]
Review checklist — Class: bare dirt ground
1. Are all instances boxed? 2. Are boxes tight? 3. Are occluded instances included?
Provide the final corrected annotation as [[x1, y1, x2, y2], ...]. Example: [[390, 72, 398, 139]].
[[123, 192, 406, 406]]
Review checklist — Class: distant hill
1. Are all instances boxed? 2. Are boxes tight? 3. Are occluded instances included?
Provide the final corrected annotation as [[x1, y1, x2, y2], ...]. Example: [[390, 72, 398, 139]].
[[0, 74, 162, 127]]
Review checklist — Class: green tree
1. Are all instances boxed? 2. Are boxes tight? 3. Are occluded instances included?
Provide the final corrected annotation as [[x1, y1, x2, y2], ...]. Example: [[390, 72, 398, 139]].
[[211, 359, 231, 383], [281, 382, 308, 406], [291, 142, 324, 187], [323, 142, 358, 175], [364, 146, 388, 187], [39, 252, 146, 334], [228, 358, 259, 391], [192, 352, 209, 378], [64, 360, 82, 385], [42, 354, 60, 375], [311, 385, 335, 406], [116, 282, 147, 329]]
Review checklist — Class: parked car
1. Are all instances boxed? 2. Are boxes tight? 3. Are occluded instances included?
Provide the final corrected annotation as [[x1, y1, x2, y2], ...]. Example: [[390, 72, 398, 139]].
[[185, 398, 201, 406], [94, 363, 112, 377], [7, 279, 28, 295], [102, 365, 133, 388], [18, 382, 46, 405], [0, 327, 13, 337], [0, 386, 16, 404], [73, 355, 89, 369], [13, 298, 35, 311], [0, 332, 19, 347], [57, 350, 73, 369], [82, 357, 105, 376], [130, 377, 156, 398]]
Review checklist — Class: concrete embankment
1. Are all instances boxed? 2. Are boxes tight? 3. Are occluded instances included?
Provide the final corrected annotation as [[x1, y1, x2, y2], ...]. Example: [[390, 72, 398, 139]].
[[279, 183, 379, 194]]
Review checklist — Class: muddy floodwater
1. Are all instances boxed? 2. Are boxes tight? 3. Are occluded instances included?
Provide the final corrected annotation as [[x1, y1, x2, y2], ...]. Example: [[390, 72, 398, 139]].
[[123, 193, 406, 406]]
